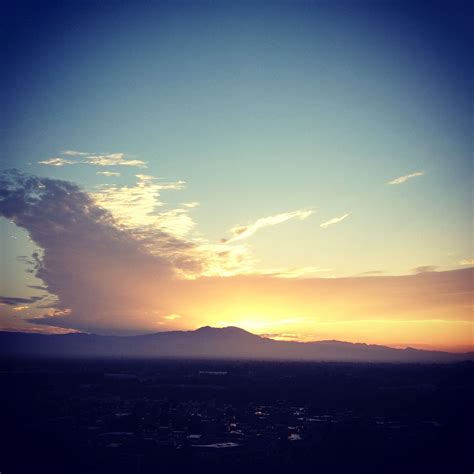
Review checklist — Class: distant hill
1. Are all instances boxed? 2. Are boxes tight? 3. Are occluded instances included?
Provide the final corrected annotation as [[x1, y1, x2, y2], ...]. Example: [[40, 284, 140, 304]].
[[0, 326, 472, 363]]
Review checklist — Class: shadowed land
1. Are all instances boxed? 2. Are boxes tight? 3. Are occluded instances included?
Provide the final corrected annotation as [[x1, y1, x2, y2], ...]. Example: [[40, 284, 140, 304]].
[[1, 357, 472, 474]]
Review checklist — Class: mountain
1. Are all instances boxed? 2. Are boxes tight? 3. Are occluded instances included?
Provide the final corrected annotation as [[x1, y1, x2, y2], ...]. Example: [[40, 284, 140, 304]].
[[0, 326, 472, 363]]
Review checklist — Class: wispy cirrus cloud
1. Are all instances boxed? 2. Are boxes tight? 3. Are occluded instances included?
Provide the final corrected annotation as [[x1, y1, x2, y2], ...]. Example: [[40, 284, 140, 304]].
[[39, 150, 147, 168], [259, 332, 317, 342], [163, 314, 182, 321], [222, 209, 313, 243], [87, 153, 146, 167], [320, 213, 349, 229], [388, 171, 424, 185], [257, 266, 332, 279], [61, 150, 89, 156], [413, 265, 438, 274], [97, 171, 121, 177], [38, 158, 76, 167], [182, 202, 199, 208]]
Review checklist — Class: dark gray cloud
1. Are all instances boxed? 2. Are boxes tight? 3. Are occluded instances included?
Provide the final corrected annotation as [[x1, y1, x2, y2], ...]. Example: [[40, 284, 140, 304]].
[[0, 170, 199, 333], [0, 296, 44, 306], [413, 265, 439, 274]]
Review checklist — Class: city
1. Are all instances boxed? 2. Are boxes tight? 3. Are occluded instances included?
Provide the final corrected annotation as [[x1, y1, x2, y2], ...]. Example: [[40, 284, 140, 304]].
[[2, 358, 472, 473]]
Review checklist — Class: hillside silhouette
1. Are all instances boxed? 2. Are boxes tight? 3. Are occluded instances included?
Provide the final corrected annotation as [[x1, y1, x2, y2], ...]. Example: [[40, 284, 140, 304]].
[[1, 326, 472, 362]]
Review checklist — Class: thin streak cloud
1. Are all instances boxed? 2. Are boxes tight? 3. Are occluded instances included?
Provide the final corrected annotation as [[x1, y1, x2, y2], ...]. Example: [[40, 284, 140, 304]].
[[38, 158, 75, 167], [260, 266, 333, 279], [320, 213, 350, 229], [39, 150, 147, 168], [388, 171, 424, 185], [62, 150, 89, 156], [97, 171, 121, 177], [223, 209, 313, 243]]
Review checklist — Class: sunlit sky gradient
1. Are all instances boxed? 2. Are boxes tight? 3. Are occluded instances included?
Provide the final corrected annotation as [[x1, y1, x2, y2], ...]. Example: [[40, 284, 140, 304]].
[[1, 0, 472, 351]]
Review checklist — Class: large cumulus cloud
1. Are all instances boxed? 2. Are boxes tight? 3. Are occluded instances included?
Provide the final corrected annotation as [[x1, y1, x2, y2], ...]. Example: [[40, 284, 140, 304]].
[[0, 170, 197, 333]]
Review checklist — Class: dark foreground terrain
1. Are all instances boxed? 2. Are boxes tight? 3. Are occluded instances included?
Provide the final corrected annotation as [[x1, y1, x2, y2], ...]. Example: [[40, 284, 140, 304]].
[[1, 357, 472, 474]]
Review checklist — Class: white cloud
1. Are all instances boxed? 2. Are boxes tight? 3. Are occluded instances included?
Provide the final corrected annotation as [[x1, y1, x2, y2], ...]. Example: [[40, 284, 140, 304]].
[[97, 171, 121, 177], [92, 174, 186, 231], [195, 241, 258, 278], [223, 209, 313, 243], [388, 171, 424, 185], [87, 153, 146, 167], [163, 314, 182, 320], [459, 259, 474, 266], [38, 158, 76, 167], [91, 174, 260, 279], [320, 213, 350, 229], [39, 150, 147, 168], [61, 150, 89, 156], [154, 209, 196, 237]]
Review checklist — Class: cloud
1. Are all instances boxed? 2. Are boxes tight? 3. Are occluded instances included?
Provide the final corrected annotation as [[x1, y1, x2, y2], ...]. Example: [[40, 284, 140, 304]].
[[251, 266, 332, 279], [90, 174, 259, 279], [195, 241, 259, 278], [388, 171, 424, 185], [61, 150, 89, 156], [274, 267, 332, 278], [39, 150, 147, 168], [413, 265, 438, 274], [0, 170, 185, 333], [97, 171, 121, 177], [223, 209, 313, 243], [0, 296, 44, 306], [92, 174, 190, 236], [87, 153, 146, 167], [320, 213, 349, 229], [259, 333, 316, 342], [0, 313, 78, 334], [38, 158, 75, 166], [459, 259, 474, 266], [163, 314, 182, 320]]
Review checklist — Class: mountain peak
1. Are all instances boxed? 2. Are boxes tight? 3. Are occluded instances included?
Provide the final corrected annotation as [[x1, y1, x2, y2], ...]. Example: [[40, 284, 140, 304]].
[[194, 325, 254, 336]]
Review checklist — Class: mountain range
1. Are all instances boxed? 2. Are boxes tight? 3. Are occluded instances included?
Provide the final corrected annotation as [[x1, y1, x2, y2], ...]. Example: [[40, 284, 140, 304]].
[[0, 326, 472, 363]]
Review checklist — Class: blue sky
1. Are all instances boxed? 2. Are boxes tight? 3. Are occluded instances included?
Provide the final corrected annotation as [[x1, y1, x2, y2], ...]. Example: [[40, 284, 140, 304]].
[[0, 0, 472, 344]]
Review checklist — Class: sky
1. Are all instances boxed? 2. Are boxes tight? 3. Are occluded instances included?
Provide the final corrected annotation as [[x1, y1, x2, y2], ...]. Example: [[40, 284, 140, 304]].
[[0, 0, 472, 351]]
